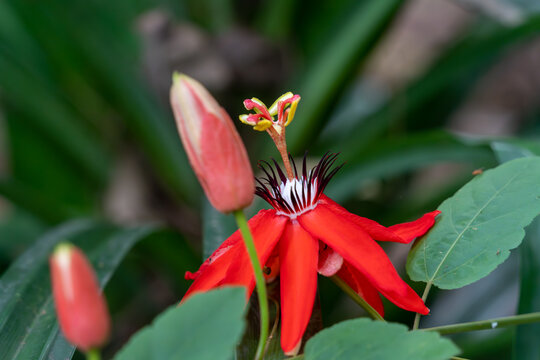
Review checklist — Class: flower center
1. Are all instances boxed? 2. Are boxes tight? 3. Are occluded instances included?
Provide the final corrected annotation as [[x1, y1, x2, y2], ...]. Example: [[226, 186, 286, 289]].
[[274, 177, 318, 218], [256, 153, 342, 219]]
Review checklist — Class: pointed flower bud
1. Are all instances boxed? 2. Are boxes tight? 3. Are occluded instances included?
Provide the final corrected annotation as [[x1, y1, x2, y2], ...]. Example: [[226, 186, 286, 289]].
[[170, 73, 255, 213], [49, 243, 110, 352]]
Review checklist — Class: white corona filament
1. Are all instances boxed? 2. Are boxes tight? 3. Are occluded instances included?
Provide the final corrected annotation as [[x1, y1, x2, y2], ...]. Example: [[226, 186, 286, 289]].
[[274, 177, 318, 219]]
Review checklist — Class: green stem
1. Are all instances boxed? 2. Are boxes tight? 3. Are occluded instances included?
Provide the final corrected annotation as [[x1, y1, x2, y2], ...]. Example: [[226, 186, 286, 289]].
[[330, 275, 385, 321], [86, 349, 101, 360], [233, 210, 269, 360], [413, 281, 432, 330], [264, 298, 280, 355], [422, 312, 540, 335]]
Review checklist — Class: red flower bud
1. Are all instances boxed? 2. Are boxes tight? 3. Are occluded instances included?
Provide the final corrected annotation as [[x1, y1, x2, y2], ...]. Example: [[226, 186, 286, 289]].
[[49, 243, 110, 352], [170, 73, 255, 213]]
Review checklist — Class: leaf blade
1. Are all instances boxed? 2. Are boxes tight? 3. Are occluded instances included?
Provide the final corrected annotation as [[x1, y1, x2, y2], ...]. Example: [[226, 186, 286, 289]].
[[0, 220, 155, 360], [114, 287, 246, 360], [332, 16, 540, 157], [304, 318, 459, 360], [407, 157, 540, 289], [489, 140, 540, 360], [285, 0, 403, 153]]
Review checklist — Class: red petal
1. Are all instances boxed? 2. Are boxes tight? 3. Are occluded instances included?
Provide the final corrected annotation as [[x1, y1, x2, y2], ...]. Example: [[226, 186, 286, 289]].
[[184, 233, 240, 281], [183, 210, 285, 299], [337, 262, 384, 317], [280, 222, 319, 355], [320, 195, 439, 244], [388, 210, 441, 242], [298, 204, 429, 315], [223, 211, 287, 297]]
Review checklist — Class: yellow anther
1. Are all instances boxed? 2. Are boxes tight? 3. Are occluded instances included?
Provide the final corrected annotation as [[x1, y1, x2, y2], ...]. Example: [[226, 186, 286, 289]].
[[284, 98, 299, 127], [268, 92, 294, 116], [253, 120, 273, 131], [239, 114, 253, 125]]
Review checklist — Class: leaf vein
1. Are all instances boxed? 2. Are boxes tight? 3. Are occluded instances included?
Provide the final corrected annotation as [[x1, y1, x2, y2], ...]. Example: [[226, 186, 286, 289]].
[[428, 171, 520, 282]]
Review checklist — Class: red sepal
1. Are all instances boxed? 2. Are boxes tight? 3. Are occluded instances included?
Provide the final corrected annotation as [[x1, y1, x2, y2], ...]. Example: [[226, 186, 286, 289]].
[[183, 209, 285, 299], [320, 195, 439, 244], [388, 210, 441, 242], [224, 212, 287, 297], [298, 204, 429, 315], [337, 261, 384, 317], [280, 222, 319, 355]]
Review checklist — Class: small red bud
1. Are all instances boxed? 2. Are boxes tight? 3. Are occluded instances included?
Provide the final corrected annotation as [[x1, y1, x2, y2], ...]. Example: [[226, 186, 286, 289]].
[[170, 73, 255, 213], [49, 243, 110, 352]]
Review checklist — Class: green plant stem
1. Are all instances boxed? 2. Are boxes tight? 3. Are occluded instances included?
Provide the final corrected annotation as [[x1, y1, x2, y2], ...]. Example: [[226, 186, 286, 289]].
[[264, 298, 280, 356], [413, 281, 432, 330], [233, 210, 269, 360], [330, 275, 385, 321], [422, 312, 540, 335], [86, 349, 101, 360]]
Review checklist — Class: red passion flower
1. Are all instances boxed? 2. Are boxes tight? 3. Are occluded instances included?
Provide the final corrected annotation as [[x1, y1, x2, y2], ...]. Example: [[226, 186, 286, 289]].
[[183, 152, 440, 355]]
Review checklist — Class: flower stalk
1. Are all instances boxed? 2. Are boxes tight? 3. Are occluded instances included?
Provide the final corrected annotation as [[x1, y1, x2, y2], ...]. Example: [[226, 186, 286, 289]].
[[86, 349, 101, 360], [421, 311, 540, 335], [239, 92, 301, 180], [330, 275, 385, 321], [413, 281, 433, 330], [233, 209, 269, 360]]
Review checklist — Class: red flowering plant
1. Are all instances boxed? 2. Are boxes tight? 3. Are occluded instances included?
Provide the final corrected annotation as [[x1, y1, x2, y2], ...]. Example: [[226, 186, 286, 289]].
[[35, 74, 540, 360], [177, 79, 440, 356]]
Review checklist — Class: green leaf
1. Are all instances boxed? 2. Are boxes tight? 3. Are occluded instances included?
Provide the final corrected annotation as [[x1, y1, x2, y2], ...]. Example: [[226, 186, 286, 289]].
[[257, 0, 297, 40], [186, 0, 233, 32], [236, 297, 284, 360], [450, 0, 540, 23], [491, 140, 540, 163], [489, 140, 540, 360], [0, 210, 45, 265], [1, 0, 199, 205], [514, 218, 540, 360], [407, 157, 540, 289], [0, 178, 80, 224], [333, 16, 540, 157], [326, 131, 495, 202], [0, 59, 111, 189], [286, 0, 403, 153], [114, 287, 246, 360], [304, 318, 459, 360], [0, 220, 155, 360], [114, 328, 153, 360]]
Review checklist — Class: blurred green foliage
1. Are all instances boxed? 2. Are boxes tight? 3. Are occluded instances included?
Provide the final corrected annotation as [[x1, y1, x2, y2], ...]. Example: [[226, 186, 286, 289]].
[[1, 0, 540, 359]]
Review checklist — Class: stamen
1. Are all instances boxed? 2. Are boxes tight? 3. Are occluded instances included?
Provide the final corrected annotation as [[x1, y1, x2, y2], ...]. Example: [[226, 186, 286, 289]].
[[255, 153, 343, 219], [238, 93, 301, 180]]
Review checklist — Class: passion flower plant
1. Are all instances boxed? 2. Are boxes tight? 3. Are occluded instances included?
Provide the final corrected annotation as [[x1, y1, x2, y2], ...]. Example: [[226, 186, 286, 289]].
[[183, 93, 440, 355]]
